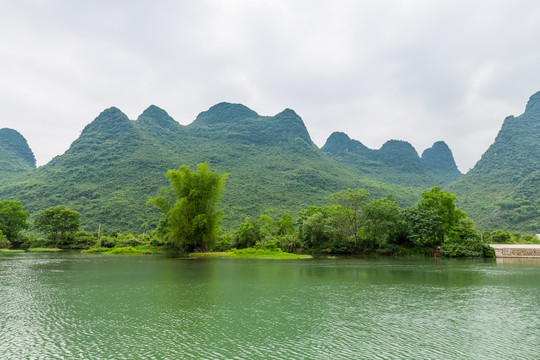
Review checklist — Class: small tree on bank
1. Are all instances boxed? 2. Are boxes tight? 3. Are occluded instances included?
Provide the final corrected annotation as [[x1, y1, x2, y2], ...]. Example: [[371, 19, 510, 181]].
[[148, 163, 228, 252], [34, 206, 81, 247], [0, 200, 30, 244], [328, 188, 370, 246]]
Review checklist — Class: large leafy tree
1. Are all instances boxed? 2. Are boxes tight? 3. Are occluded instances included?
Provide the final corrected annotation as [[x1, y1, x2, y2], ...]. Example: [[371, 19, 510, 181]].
[[34, 206, 81, 245], [418, 186, 465, 242], [0, 200, 30, 242], [148, 163, 228, 251], [361, 195, 401, 247], [328, 188, 370, 246]]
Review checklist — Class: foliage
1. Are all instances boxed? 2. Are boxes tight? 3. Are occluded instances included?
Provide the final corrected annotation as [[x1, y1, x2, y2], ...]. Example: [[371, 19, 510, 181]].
[[0, 231, 10, 249], [0, 103, 435, 235], [26, 247, 62, 252], [34, 206, 81, 247], [0, 200, 30, 243], [449, 94, 539, 233], [361, 195, 401, 247], [228, 240, 310, 259], [148, 163, 228, 251], [0, 128, 36, 177], [439, 241, 495, 258], [328, 188, 370, 246], [485, 229, 540, 244], [82, 246, 154, 255]]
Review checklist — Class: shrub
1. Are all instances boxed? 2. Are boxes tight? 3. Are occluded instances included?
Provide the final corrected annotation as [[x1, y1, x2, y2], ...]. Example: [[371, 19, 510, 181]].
[[0, 237, 11, 249], [440, 239, 494, 257]]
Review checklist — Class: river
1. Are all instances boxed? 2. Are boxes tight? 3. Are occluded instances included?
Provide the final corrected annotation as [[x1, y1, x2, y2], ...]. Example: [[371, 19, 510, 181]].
[[1, 253, 539, 359]]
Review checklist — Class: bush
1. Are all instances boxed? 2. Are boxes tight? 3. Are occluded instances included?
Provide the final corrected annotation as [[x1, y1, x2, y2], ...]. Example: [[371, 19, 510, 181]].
[[0, 237, 11, 249], [20, 237, 50, 250], [440, 239, 494, 258], [212, 234, 232, 252], [99, 236, 116, 248]]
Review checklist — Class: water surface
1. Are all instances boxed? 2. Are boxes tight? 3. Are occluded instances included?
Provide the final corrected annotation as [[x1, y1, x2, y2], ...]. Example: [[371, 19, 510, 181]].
[[1, 253, 539, 359]]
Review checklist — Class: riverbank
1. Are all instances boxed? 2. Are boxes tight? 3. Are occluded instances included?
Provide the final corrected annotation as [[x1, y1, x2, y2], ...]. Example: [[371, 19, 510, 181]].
[[190, 250, 312, 259]]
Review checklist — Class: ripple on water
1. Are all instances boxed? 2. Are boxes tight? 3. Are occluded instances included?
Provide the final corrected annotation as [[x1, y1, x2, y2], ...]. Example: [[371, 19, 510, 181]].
[[1, 255, 539, 359]]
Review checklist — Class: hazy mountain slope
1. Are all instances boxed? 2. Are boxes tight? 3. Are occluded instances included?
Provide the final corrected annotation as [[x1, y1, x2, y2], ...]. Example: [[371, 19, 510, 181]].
[[421, 141, 462, 184], [321, 132, 461, 187], [0, 128, 36, 179], [450, 91, 540, 232]]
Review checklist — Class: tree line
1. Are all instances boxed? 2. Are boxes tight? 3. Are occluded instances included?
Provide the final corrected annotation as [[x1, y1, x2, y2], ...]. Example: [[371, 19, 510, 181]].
[[1, 163, 537, 256]]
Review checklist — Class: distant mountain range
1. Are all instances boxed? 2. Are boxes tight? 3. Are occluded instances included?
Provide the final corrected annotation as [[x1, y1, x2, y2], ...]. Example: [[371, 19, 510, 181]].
[[1, 92, 538, 234]]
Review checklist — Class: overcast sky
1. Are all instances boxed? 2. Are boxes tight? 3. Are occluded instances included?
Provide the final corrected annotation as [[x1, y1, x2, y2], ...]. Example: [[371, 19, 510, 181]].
[[1, 0, 539, 172]]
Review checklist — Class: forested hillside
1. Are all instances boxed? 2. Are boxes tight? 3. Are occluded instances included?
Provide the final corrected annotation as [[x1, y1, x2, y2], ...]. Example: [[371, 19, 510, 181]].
[[0, 103, 430, 232], [321, 132, 461, 187], [449, 91, 540, 233], [0, 128, 36, 180], [1, 92, 538, 234]]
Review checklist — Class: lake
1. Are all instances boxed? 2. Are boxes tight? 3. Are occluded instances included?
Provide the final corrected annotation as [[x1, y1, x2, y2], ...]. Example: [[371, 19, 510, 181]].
[[1, 253, 539, 359]]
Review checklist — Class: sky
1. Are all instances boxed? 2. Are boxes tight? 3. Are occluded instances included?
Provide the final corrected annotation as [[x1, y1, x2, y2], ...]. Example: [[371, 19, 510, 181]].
[[1, 0, 539, 172]]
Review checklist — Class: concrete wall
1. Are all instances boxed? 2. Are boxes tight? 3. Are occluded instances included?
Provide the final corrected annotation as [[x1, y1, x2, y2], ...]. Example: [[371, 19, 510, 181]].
[[490, 244, 540, 258]]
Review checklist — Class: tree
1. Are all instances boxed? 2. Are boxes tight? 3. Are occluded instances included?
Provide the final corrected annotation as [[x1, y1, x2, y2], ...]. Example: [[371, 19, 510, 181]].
[[0, 230, 11, 249], [361, 195, 401, 247], [234, 219, 261, 249], [148, 163, 228, 251], [34, 206, 81, 246], [418, 186, 465, 242], [328, 188, 370, 246], [277, 213, 294, 236], [0, 200, 30, 242], [402, 207, 445, 248]]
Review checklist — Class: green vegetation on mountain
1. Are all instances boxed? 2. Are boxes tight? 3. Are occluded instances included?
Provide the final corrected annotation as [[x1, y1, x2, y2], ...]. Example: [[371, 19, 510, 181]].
[[450, 91, 540, 233], [0, 91, 538, 235], [0, 128, 36, 180], [322, 132, 461, 187], [421, 141, 462, 183]]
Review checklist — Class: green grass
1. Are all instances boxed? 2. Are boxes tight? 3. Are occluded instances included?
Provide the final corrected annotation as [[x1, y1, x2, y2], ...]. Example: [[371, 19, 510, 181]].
[[27, 247, 62, 252], [189, 250, 312, 259], [81, 245, 157, 255], [0, 249, 25, 253]]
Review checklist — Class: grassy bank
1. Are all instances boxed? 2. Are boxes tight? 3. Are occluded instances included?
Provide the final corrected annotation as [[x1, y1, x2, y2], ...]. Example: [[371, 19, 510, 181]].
[[81, 245, 158, 255], [27, 247, 63, 252], [190, 249, 312, 259]]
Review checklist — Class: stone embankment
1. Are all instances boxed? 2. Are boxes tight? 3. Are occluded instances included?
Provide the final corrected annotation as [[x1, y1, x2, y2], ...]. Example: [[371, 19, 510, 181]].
[[490, 244, 540, 258]]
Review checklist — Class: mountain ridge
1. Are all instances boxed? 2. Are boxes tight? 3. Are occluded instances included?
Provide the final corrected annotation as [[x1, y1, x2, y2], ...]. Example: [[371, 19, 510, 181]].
[[1, 94, 538, 234]]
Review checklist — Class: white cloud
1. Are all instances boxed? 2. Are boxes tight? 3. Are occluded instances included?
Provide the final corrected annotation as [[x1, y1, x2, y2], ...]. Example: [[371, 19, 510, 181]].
[[1, 0, 539, 171]]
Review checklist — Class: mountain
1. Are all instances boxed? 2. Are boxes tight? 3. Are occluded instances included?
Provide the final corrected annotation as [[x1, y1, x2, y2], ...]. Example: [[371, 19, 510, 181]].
[[450, 91, 540, 232], [0, 128, 36, 179], [2, 91, 536, 234], [321, 132, 461, 187], [0, 103, 423, 233], [421, 141, 462, 184]]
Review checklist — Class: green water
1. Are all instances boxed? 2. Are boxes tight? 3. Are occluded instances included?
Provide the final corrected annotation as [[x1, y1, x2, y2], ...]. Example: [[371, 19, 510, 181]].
[[1, 253, 539, 359]]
